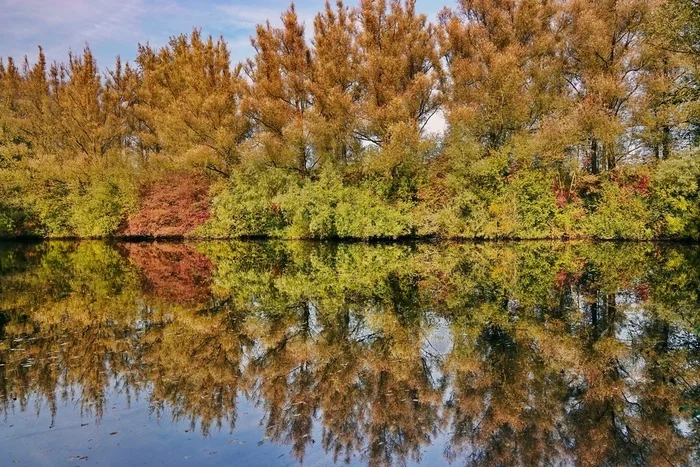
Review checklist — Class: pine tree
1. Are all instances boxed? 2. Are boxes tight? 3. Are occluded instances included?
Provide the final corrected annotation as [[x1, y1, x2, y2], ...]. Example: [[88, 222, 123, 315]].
[[649, 0, 700, 146], [245, 4, 314, 176], [355, 0, 443, 147], [311, 1, 361, 167], [440, 0, 566, 151], [564, 0, 652, 173], [135, 30, 250, 175], [46, 46, 112, 161], [0, 56, 29, 167], [102, 57, 140, 158]]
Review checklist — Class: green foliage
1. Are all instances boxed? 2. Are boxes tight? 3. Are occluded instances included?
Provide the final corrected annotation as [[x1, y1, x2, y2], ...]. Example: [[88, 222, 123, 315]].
[[202, 169, 414, 240], [13, 161, 137, 238], [420, 133, 586, 240], [29, 178, 73, 237], [361, 123, 434, 203], [419, 131, 511, 238], [650, 152, 700, 239], [69, 174, 138, 238], [0, 171, 31, 238], [277, 172, 341, 238], [334, 189, 413, 239], [273, 170, 414, 239], [510, 170, 558, 239], [201, 168, 289, 238], [0, 208, 14, 238], [584, 174, 654, 240]]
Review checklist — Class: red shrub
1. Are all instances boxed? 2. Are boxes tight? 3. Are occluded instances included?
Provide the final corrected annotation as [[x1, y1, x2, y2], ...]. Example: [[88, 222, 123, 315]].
[[121, 172, 212, 237], [552, 183, 580, 208], [611, 171, 651, 196]]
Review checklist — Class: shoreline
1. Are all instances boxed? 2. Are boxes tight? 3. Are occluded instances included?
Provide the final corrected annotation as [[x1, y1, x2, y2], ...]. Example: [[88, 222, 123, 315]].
[[2, 234, 699, 244]]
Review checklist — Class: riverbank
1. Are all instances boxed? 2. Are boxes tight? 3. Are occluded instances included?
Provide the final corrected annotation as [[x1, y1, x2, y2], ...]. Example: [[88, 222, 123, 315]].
[[2, 162, 699, 242], [1, 0, 699, 245]]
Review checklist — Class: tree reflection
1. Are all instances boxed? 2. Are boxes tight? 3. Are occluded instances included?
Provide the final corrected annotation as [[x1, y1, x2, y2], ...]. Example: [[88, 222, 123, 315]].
[[0, 241, 697, 465]]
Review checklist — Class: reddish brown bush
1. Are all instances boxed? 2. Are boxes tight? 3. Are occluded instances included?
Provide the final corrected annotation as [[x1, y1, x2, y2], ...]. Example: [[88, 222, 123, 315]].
[[121, 173, 211, 237]]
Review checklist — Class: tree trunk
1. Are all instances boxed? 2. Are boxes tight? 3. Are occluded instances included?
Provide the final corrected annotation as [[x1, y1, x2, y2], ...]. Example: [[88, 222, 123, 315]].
[[297, 144, 307, 178], [590, 139, 599, 174], [661, 125, 671, 160], [605, 144, 616, 171]]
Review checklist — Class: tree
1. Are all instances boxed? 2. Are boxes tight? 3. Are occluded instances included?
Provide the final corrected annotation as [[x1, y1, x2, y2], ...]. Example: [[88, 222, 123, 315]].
[[102, 57, 141, 160], [563, 0, 653, 173], [648, 0, 700, 147], [245, 4, 315, 176], [47, 46, 116, 161], [355, 0, 443, 147], [0, 56, 28, 167], [440, 0, 567, 151], [135, 30, 251, 175], [310, 1, 361, 167]]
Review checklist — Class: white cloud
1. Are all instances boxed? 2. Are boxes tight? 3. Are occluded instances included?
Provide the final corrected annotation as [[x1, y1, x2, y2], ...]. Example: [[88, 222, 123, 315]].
[[216, 2, 320, 27], [0, 0, 149, 64]]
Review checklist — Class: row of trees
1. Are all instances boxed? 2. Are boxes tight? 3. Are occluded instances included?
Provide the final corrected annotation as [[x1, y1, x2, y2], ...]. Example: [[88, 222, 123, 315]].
[[0, 0, 699, 239]]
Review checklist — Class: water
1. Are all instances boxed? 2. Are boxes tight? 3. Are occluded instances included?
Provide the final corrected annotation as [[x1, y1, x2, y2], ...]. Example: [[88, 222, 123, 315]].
[[0, 240, 698, 466]]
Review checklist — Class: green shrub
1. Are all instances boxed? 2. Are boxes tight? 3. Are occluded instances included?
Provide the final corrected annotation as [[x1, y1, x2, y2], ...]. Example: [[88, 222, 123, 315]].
[[584, 174, 653, 240], [0, 209, 14, 238], [275, 170, 414, 240], [14, 161, 138, 238], [335, 189, 413, 239], [511, 170, 558, 239], [276, 171, 341, 238], [31, 180, 74, 237], [69, 175, 138, 237], [201, 169, 290, 238], [419, 137, 512, 239], [649, 153, 700, 239]]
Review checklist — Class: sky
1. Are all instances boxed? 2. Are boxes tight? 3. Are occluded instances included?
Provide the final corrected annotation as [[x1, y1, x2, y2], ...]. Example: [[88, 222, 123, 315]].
[[0, 0, 451, 68]]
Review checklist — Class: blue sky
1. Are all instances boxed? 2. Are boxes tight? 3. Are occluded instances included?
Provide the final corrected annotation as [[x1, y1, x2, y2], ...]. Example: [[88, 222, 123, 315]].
[[0, 0, 451, 69]]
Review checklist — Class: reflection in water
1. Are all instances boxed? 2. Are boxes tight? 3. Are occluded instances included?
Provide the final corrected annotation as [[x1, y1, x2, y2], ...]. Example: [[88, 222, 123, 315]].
[[0, 241, 698, 466]]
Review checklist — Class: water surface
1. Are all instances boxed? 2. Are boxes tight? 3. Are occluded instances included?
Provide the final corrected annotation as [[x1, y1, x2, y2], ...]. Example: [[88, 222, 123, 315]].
[[0, 241, 698, 466]]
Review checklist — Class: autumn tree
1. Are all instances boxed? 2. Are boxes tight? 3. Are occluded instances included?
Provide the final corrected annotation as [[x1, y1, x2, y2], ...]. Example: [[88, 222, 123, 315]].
[[355, 0, 443, 146], [310, 1, 361, 167], [350, 0, 444, 202], [563, 0, 653, 173], [439, 0, 567, 151], [646, 0, 700, 148], [46, 46, 119, 161], [245, 4, 315, 176], [102, 57, 140, 159], [0, 57, 27, 166], [0, 57, 28, 235], [135, 30, 250, 175]]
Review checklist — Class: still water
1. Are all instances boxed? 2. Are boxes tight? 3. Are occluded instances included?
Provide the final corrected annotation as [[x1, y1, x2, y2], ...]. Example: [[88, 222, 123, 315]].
[[0, 241, 698, 466]]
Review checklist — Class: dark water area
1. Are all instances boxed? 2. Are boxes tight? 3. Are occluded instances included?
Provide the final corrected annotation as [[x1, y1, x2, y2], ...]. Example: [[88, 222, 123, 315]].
[[0, 240, 698, 466]]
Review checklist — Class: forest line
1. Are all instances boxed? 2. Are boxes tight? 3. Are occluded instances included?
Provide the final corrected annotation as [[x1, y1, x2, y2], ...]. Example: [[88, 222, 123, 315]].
[[0, 0, 699, 240]]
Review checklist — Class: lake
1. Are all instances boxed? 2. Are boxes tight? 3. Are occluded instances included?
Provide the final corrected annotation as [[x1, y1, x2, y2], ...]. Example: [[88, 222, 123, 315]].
[[0, 240, 698, 466]]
